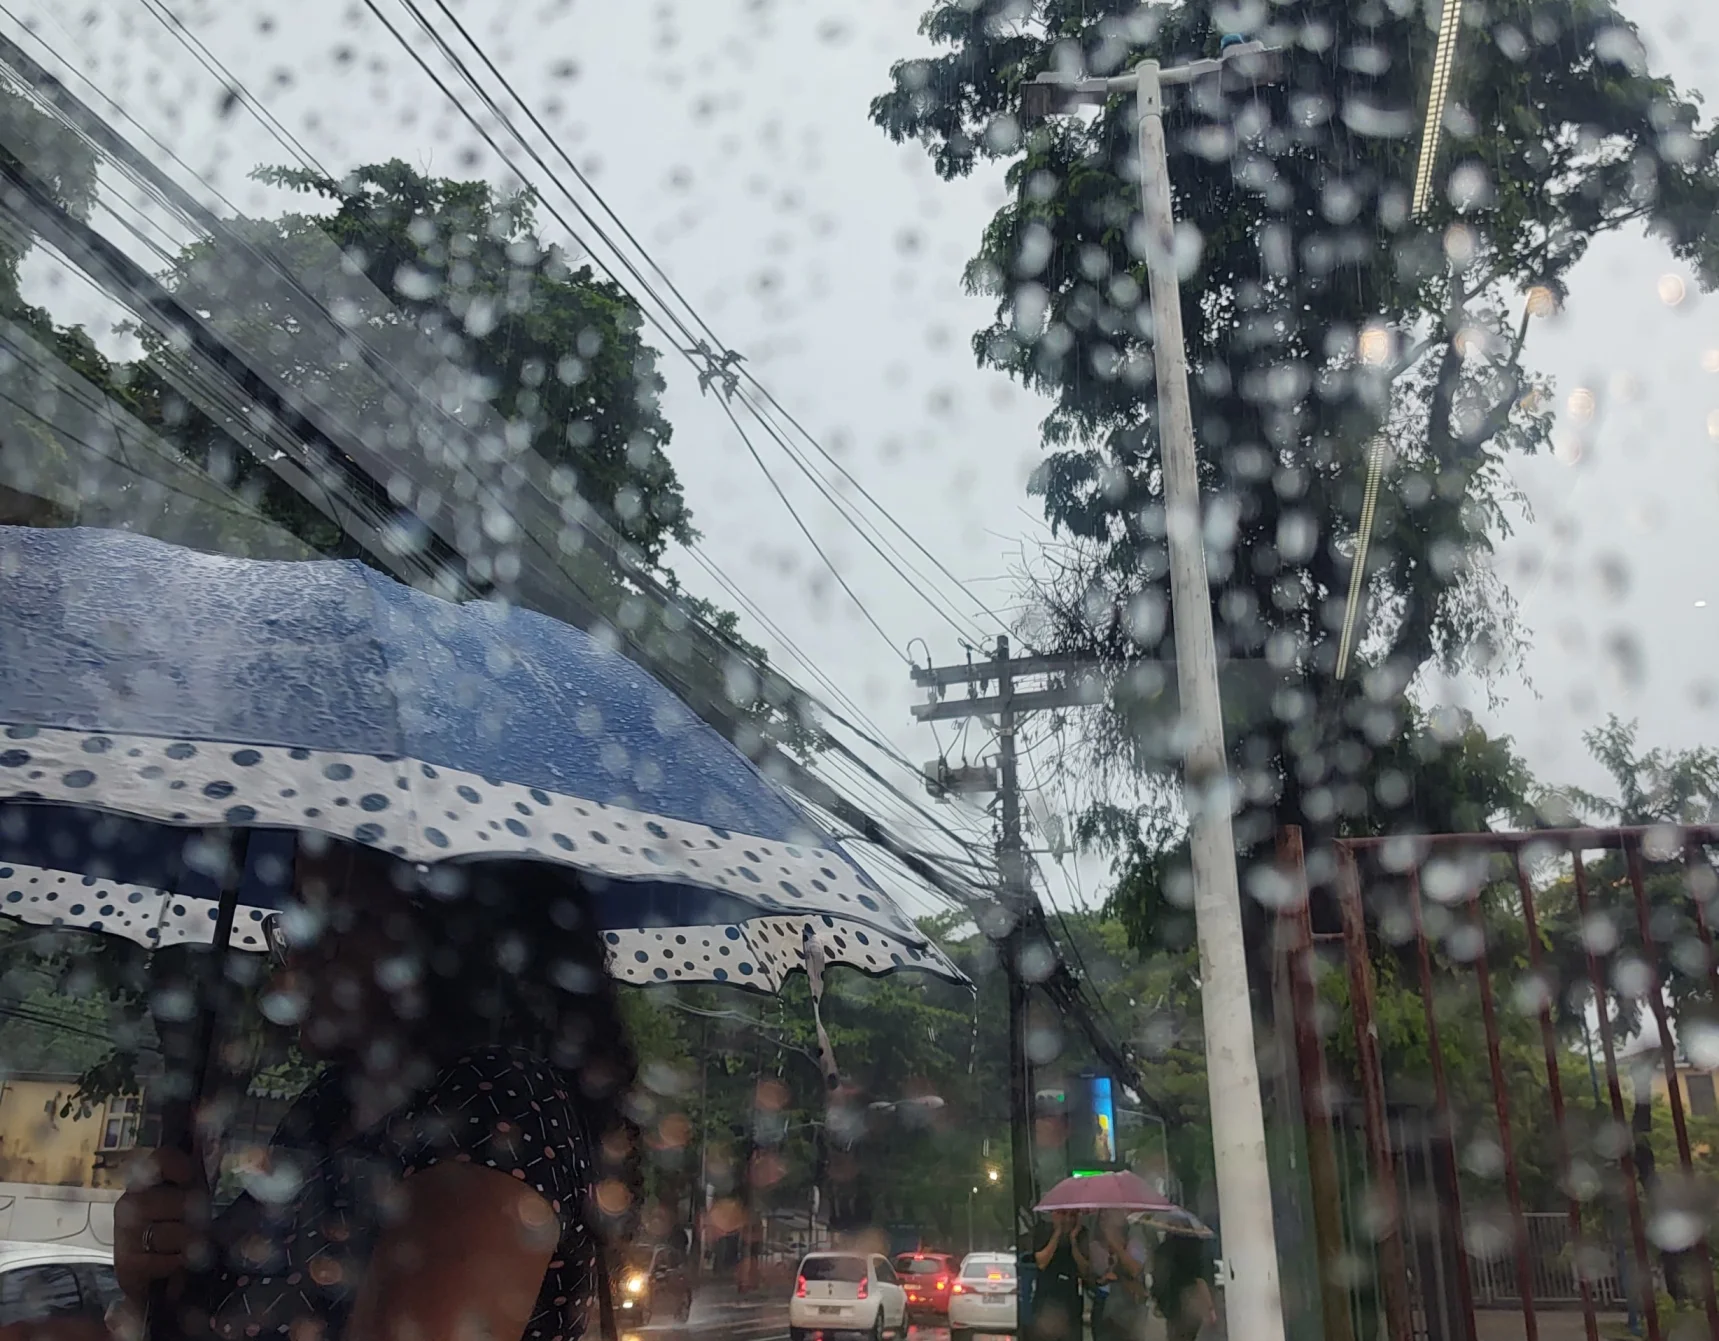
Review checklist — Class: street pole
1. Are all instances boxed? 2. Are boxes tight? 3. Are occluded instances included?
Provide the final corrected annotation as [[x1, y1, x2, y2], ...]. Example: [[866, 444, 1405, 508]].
[[1020, 46, 1288, 1340], [992, 636, 1041, 1328], [1132, 57, 1286, 1341]]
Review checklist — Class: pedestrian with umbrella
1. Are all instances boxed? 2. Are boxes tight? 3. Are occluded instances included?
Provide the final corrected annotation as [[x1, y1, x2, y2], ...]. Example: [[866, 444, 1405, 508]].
[[1032, 1174, 1168, 1341], [112, 843, 641, 1341], [0, 527, 967, 1341], [1086, 1209, 1150, 1341], [1138, 1212, 1218, 1341]]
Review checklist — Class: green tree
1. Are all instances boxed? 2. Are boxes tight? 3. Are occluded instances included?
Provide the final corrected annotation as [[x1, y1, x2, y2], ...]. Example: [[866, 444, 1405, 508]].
[[140, 160, 688, 566], [1, 157, 823, 1109], [871, 0, 1719, 890]]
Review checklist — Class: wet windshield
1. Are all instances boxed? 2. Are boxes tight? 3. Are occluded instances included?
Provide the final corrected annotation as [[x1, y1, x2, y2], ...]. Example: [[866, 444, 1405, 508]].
[[1, 4, 1717, 1341]]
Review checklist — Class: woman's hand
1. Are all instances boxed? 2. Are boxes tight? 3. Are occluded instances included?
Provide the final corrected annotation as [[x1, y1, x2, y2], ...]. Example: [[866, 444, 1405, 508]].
[[113, 1148, 205, 1305]]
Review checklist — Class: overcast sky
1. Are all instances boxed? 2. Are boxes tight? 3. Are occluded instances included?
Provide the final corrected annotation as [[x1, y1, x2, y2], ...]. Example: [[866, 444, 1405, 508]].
[[10, 0, 1719, 913]]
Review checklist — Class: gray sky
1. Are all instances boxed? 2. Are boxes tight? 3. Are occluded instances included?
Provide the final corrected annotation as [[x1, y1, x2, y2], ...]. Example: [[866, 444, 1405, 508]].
[[10, 0, 1719, 912]]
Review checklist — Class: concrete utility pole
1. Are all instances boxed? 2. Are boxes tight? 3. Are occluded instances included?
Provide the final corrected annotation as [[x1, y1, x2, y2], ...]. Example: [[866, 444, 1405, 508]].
[[1022, 42, 1289, 1341]]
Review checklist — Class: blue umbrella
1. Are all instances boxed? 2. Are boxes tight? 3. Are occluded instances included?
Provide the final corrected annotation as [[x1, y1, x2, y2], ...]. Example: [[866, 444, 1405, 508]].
[[0, 525, 963, 990]]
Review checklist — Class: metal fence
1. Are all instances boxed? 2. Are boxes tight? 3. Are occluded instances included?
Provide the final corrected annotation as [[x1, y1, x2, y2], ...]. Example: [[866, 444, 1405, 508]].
[[1467, 1213, 1625, 1309], [1275, 824, 1719, 1341]]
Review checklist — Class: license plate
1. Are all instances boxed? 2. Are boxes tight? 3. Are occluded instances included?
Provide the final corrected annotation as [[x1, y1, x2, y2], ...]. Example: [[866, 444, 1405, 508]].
[[818, 1307, 843, 1316], [975, 1333, 1012, 1340]]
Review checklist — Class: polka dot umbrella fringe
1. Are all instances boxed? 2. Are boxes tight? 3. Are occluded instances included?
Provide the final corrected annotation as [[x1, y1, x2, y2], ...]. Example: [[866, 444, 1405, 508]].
[[0, 526, 965, 991]]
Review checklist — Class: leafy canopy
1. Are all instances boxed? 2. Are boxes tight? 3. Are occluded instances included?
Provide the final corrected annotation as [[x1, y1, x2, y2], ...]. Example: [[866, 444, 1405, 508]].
[[872, 0, 1719, 856]]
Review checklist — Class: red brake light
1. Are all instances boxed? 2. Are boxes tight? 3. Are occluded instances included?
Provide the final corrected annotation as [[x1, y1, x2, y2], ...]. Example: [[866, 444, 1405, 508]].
[[857, 1278, 869, 1300], [935, 1279, 947, 1290], [796, 1276, 808, 1298], [951, 1282, 965, 1294]]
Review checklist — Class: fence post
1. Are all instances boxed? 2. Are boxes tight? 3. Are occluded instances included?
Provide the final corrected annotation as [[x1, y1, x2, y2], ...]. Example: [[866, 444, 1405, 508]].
[[1571, 847, 1661, 1341], [1512, 851, 1599, 1341], [1624, 840, 1719, 1331], [1404, 867, 1479, 1341], [1461, 857, 1538, 1341], [1277, 826, 1356, 1341], [1334, 845, 1413, 1341]]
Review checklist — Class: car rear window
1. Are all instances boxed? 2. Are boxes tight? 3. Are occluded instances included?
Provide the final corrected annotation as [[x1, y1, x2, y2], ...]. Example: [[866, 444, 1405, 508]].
[[963, 1260, 1018, 1280], [897, 1258, 947, 1275], [801, 1256, 868, 1282]]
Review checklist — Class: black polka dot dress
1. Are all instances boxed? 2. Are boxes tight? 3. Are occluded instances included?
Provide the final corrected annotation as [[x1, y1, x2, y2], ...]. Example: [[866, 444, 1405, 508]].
[[182, 1046, 596, 1341]]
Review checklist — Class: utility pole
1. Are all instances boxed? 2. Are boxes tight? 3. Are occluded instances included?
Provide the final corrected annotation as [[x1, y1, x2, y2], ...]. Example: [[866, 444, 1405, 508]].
[[1022, 42, 1289, 1341], [993, 638, 1036, 1304], [911, 636, 1119, 1325]]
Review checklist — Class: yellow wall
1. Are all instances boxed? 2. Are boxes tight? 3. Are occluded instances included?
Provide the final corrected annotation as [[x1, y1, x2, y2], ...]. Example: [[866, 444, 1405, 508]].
[[0, 1080, 124, 1190]]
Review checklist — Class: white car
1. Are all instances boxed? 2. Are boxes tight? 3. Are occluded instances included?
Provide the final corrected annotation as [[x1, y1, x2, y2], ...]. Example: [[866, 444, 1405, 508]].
[[947, 1252, 1018, 1341], [0, 1241, 122, 1329], [789, 1251, 908, 1341]]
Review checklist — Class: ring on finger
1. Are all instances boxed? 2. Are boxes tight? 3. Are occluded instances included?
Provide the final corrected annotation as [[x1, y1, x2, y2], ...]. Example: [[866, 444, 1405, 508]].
[[142, 1223, 159, 1255]]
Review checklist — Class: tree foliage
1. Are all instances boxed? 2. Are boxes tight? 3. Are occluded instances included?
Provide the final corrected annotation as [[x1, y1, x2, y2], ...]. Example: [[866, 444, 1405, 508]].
[[872, 0, 1719, 874]]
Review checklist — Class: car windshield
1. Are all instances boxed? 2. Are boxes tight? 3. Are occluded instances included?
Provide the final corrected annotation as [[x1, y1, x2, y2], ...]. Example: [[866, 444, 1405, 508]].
[[801, 1257, 868, 1283], [7, 8, 1718, 1341]]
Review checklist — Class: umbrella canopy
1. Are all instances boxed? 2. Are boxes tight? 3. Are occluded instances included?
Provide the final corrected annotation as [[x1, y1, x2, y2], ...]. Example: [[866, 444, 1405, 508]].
[[1133, 1208, 1213, 1239], [1034, 1171, 1176, 1214], [0, 525, 964, 990]]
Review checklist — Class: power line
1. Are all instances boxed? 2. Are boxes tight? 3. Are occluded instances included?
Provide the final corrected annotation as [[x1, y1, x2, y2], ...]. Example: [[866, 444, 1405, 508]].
[[130, 0, 328, 180], [0, 21, 1001, 927], [379, 0, 1003, 652], [353, 0, 932, 669], [409, 0, 1017, 646], [708, 393, 909, 663]]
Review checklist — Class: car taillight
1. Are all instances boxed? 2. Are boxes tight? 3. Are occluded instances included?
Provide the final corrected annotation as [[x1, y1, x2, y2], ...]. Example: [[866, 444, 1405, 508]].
[[951, 1283, 965, 1295], [796, 1276, 808, 1297], [857, 1278, 869, 1300], [935, 1279, 948, 1290]]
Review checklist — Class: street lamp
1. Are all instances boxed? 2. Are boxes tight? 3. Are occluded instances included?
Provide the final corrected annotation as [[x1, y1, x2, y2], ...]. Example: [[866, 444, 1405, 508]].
[[1021, 41, 1288, 1341], [969, 1165, 1003, 1255]]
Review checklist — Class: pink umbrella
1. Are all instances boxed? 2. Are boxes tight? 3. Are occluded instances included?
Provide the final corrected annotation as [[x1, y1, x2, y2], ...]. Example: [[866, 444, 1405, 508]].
[[1034, 1171, 1176, 1213]]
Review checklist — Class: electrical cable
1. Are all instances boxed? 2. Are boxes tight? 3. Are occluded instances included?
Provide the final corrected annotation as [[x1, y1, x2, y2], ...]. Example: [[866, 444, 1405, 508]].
[[361, 0, 946, 666], [130, 0, 329, 180], [706, 393, 910, 662], [413, 0, 1016, 646], [387, 0, 988, 657], [387, 0, 1000, 651], [0, 19, 1002, 927]]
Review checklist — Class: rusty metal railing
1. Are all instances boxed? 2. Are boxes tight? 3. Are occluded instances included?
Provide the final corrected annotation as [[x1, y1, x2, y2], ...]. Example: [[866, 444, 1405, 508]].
[[1277, 824, 1719, 1341]]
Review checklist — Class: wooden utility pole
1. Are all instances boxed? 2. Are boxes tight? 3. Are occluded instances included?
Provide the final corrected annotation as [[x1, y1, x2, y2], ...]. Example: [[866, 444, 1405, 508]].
[[910, 637, 1117, 1321]]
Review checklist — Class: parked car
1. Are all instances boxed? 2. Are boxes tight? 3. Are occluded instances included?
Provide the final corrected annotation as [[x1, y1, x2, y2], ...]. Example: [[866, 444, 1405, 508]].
[[789, 1251, 907, 1341], [0, 1241, 121, 1332], [613, 1242, 693, 1325], [947, 1252, 1017, 1341], [892, 1251, 959, 1322]]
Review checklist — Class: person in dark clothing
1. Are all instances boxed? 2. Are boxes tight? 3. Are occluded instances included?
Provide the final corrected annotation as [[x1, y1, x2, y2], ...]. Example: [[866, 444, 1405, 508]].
[[1030, 1211, 1090, 1341], [1149, 1233, 1217, 1341], [112, 848, 641, 1341]]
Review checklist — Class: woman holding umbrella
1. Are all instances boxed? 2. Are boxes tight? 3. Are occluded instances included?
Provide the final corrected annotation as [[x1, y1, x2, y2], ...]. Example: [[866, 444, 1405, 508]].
[[1141, 1212, 1218, 1341], [1029, 1210, 1089, 1341], [0, 526, 967, 1341], [110, 844, 641, 1341]]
